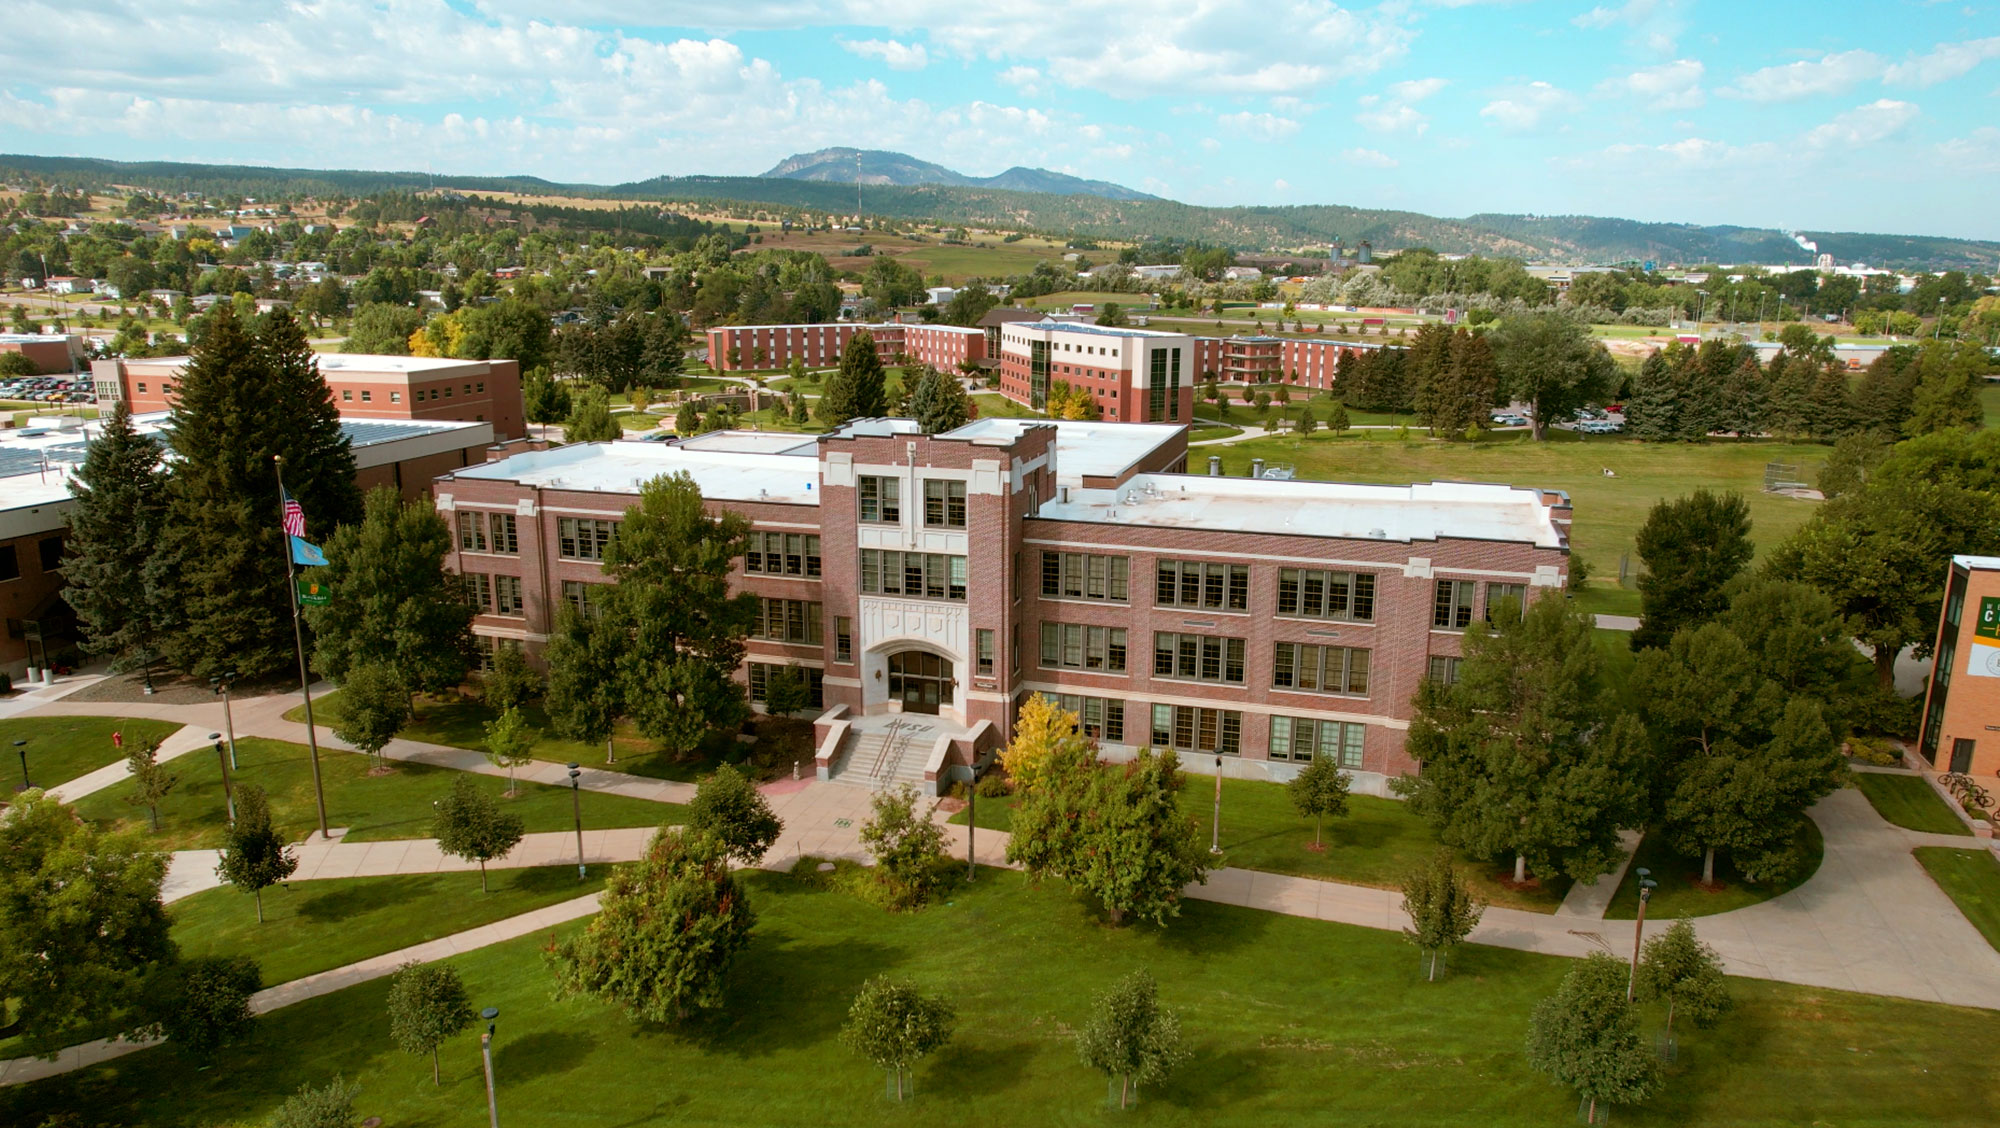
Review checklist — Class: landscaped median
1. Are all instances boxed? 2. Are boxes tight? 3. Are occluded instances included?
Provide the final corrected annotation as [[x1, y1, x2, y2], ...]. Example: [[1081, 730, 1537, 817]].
[[3, 867, 1992, 1127], [1853, 772, 1973, 836], [950, 776, 1574, 912], [1604, 823, 1823, 920], [0, 715, 183, 791], [1915, 847, 2000, 953], [70, 736, 684, 850]]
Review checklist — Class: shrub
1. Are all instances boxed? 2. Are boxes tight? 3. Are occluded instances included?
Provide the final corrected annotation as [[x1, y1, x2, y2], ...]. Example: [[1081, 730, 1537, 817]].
[[976, 771, 1010, 799], [1845, 735, 1903, 767]]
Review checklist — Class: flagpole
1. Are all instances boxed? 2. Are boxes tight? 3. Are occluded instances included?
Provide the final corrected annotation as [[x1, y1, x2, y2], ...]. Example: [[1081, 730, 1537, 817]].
[[275, 455, 330, 840]]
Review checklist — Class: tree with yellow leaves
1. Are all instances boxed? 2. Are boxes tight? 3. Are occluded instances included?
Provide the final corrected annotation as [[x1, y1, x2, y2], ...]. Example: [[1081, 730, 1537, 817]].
[[408, 311, 468, 358], [1003, 693, 1095, 793]]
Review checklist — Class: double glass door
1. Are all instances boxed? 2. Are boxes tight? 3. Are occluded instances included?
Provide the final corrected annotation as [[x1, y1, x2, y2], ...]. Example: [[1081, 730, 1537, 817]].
[[888, 651, 952, 714]]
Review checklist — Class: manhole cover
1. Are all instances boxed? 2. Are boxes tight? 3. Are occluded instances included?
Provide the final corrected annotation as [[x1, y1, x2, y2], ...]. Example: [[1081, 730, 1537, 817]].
[[833, 817, 852, 828]]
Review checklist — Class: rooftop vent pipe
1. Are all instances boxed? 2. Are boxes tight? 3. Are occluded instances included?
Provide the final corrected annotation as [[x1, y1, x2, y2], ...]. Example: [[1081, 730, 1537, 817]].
[[1208, 455, 1221, 476], [1250, 458, 1266, 479]]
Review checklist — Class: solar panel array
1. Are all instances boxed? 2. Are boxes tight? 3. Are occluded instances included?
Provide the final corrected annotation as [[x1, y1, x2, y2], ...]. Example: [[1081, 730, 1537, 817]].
[[338, 420, 462, 447]]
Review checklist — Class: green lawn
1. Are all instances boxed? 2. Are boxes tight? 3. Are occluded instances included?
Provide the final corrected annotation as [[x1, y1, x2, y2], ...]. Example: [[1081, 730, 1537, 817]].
[[70, 736, 683, 850], [1854, 772, 1972, 836], [1185, 423, 1242, 442], [7, 868, 1994, 1127], [0, 715, 183, 791], [1603, 822, 1824, 920], [173, 866, 609, 986], [969, 392, 1043, 420], [952, 777, 1572, 912], [610, 410, 665, 431], [1212, 433, 1826, 588], [1915, 847, 2000, 953]]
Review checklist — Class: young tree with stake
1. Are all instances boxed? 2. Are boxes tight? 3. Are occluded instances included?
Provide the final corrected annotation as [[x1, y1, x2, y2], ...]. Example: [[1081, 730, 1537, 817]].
[[1635, 917, 1732, 1042], [482, 705, 538, 796], [432, 774, 525, 892], [123, 738, 178, 832], [1526, 953, 1662, 1124], [330, 661, 409, 766], [215, 784, 298, 922], [839, 976, 957, 1101], [859, 785, 949, 909], [1286, 754, 1349, 849], [387, 960, 476, 1086], [1400, 850, 1486, 981], [1075, 969, 1188, 1110]]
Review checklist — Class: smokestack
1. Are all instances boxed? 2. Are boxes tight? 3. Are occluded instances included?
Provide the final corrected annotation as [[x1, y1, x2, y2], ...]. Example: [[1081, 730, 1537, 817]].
[[1250, 458, 1265, 479], [1208, 455, 1221, 476]]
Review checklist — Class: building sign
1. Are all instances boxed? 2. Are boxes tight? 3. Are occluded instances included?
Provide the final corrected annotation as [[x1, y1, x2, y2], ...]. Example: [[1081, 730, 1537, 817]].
[[1969, 597, 2000, 677]]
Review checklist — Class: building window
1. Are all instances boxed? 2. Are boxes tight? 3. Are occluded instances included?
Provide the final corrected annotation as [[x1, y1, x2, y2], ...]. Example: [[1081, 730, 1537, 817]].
[[1485, 583, 1528, 622], [1268, 717, 1365, 767], [754, 598, 823, 644], [1041, 552, 1129, 601], [489, 513, 518, 555], [477, 381, 485, 393], [558, 517, 617, 561], [136, 383, 147, 394], [835, 617, 853, 663], [361, 390, 372, 403], [1276, 568, 1375, 621], [976, 629, 995, 676], [1039, 623, 1128, 672], [1152, 632, 1246, 684], [1273, 643, 1371, 696], [744, 532, 821, 577], [37, 536, 61, 572], [464, 383, 473, 395], [463, 573, 493, 612], [341, 389, 352, 401], [493, 575, 524, 616], [1433, 580, 1476, 631], [1427, 655, 1462, 685], [1151, 704, 1240, 754], [475, 636, 523, 672], [445, 385, 455, 398], [859, 476, 900, 523], [1947, 579, 1967, 626], [1155, 560, 1249, 611], [923, 479, 967, 528], [390, 391, 401, 403], [1029, 693, 1125, 743], [457, 512, 488, 552], [561, 580, 602, 617], [749, 663, 825, 709], [859, 549, 967, 601]]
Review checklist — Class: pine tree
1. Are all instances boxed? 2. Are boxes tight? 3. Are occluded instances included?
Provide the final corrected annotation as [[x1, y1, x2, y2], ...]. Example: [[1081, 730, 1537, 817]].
[[565, 385, 621, 442], [215, 784, 299, 922], [909, 366, 969, 433], [822, 330, 886, 425], [306, 486, 471, 693], [1624, 349, 1679, 441], [63, 400, 168, 677], [1804, 360, 1857, 440], [1631, 490, 1754, 650]]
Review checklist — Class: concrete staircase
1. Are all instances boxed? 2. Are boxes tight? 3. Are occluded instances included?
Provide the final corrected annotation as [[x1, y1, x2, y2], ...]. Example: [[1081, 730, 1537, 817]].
[[832, 721, 932, 790]]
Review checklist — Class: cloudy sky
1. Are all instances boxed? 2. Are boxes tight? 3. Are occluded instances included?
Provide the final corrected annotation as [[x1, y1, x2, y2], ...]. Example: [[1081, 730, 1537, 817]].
[[2, 1, 1996, 238]]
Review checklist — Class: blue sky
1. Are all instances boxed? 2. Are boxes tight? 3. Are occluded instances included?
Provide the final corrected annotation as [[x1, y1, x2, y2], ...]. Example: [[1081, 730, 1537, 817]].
[[1, 1, 1997, 239]]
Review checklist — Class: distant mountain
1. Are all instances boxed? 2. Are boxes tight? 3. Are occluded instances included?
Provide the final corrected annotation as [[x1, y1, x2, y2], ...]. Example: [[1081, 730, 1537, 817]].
[[5, 152, 1995, 270], [757, 147, 1159, 202]]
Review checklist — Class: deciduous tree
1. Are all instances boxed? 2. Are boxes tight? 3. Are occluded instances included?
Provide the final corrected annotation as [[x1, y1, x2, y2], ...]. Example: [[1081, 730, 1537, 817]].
[[432, 774, 525, 892], [329, 661, 409, 765], [1635, 917, 1731, 1040], [1286, 754, 1350, 848], [387, 960, 475, 1086], [1631, 490, 1753, 650], [124, 737, 178, 832], [1010, 747, 1211, 925], [1003, 693, 1094, 794], [1489, 311, 1616, 440], [482, 705, 537, 796], [546, 828, 755, 1023], [1075, 969, 1187, 1110], [565, 384, 621, 443], [544, 603, 625, 762], [481, 642, 541, 713], [1526, 953, 1662, 1124], [839, 977, 957, 1101], [686, 763, 783, 865], [1400, 850, 1486, 981], [216, 783, 299, 922], [150, 954, 262, 1060], [860, 784, 950, 909]]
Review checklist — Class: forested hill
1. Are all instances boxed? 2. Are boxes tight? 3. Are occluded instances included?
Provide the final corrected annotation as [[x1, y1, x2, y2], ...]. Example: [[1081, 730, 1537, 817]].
[[5, 153, 1995, 271]]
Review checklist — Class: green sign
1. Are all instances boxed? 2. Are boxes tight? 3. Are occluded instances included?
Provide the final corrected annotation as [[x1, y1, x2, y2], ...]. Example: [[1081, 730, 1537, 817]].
[[297, 579, 331, 607], [1978, 597, 2000, 641]]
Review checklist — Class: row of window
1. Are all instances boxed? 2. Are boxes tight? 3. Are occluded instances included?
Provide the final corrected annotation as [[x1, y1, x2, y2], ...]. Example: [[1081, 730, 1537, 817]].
[[1155, 560, 1250, 611], [558, 517, 617, 562], [1272, 643, 1371, 696], [1153, 632, 1248, 684], [747, 663, 826, 710], [1268, 716, 1367, 767], [465, 573, 525, 616], [1041, 552, 1130, 602], [754, 598, 824, 645], [859, 550, 968, 601], [858, 476, 968, 528], [458, 511, 520, 555], [0, 536, 62, 582], [743, 532, 822, 578], [1433, 580, 1526, 631], [1039, 623, 1129, 672], [1017, 699, 1365, 766]]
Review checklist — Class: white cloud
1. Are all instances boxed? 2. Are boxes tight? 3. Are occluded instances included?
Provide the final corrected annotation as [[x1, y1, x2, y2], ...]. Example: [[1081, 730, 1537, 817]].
[[1573, 0, 1656, 29], [1478, 82, 1578, 131], [1199, 136, 1222, 152], [1274, 177, 1291, 190], [1340, 147, 1398, 168], [1597, 58, 1705, 109], [840, 38, 929, 70], [1355, 101, 1428, 133], [1387, 77, 1448, 102], [1883, 36, 2000, 87], [1801, 98, 1920, 148], [1570, 0, 1683, 53], [1725, 50, 1883, 102], [1216, 110, 1300, 141], [1936, 126, 2000, 172]]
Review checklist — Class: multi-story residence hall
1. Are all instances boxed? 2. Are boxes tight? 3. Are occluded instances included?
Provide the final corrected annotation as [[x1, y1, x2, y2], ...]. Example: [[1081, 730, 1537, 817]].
[[437, 419, 1572, 793]]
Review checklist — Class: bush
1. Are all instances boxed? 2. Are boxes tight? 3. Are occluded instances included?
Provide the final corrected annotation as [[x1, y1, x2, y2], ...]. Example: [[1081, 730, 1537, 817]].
[[976, 772, 1010, 799], [267, 1076, 361, 1128], [1846, 735, 1904, 767]]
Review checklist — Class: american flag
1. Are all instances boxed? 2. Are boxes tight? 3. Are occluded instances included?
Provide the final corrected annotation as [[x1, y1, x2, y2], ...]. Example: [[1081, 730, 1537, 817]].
[[281, 490, 306, 537]]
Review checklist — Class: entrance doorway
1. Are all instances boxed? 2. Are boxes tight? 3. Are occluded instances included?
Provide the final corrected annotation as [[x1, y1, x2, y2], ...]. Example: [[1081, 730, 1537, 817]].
[[888, 651, 953, 715], [1950, 738, 1976, 774]]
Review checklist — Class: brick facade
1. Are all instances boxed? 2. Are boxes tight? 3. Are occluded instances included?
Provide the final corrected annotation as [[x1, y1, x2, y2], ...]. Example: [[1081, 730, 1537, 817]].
[[705, 323, 986, 373]]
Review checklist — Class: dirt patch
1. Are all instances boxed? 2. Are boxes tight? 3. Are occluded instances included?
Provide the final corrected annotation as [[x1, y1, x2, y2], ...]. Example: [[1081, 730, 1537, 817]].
[[60, 668, 297, 706]]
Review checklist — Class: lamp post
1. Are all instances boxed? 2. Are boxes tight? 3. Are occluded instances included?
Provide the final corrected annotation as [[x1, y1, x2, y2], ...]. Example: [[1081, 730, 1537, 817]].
[[479, 1006, 500, 1128], [211, 670, 239, 769], [211, 732, 237, 822], [12, 739, 29, 792], [1627, 868, 1659, 1003], [567, 762, 585, 882], [1209, 755, 1224, 855]]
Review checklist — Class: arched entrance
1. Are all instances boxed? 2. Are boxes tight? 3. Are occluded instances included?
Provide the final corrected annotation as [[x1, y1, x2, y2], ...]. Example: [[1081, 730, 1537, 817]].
[[887, 650, 953, 715]]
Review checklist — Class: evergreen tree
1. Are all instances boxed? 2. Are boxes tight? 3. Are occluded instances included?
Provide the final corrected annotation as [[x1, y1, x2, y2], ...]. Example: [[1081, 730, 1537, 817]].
[[1396, 595, 1648, 884], [1716, 353, 1768, 436], [1444, 326, 1500, 434], [840, 977, 957, 1102], [215, 784, 299, 922], [1631, 490, 1754, 650], [1804, 360, 1857, 440], [821, 330, 886, 425], [1635, 918, 1732, 1040], [386, 960, 475, 1086], [521, 367, 572, 425], [63, 400, 168, 676], [600, 472, 759, 753], [150, 306, 359, 678], [1761, 351, 1814, 439], [789, 391, 811, 425], [306, 486, 471, 692], [565, 385, 620, 442], [1408, 321, 1455, 434], [1327, 401, 1350, 434], [909, 365, 969, 433], [546, 827, 755, 1023], [685, 763, 783, 865], [1850, 345, 1922, 437], [1075, 970, 1188, 1111], [1400, 850, 1486, 981], [432, 774, 525, 892], [1526, 953, 1662, 1124], [762, 662, 810, 716], [1905, 339, 1986, 435], [1624, 349, 1679, 441]]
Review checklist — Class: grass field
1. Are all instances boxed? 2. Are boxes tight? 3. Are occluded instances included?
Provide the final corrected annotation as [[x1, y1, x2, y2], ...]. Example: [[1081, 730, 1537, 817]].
[[1915, 847, 2000, 953], [952, 777, 1572, 912], [1853, 772, 1972, 836], [70, 736, 683, 850], [1603, 822, 1824, 920], [969, 392, 1042, 420], [0, 715, 183, 791], [172, 866, 609, 986], [7, 868, 1994, 1127]]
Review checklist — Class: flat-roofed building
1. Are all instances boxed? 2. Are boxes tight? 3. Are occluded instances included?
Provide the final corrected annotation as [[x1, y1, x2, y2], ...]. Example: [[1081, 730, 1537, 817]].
[[90, 353, 526, 440], [705, 322, 986, 373], [435, 418, 1571, 793], [1919, 555, 2000, 780], [0, 334, 84, 375], [997, 320, 1196, 423]]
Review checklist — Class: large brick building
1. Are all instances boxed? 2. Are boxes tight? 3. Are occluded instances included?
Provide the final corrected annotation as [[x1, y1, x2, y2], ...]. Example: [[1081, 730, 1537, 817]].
[[436, 419, 1571, 792], [996, 321, 1198, 423], [1919, 555, 2000, 779], [705, 323, 986, 373], [90, 353, 527, 441]]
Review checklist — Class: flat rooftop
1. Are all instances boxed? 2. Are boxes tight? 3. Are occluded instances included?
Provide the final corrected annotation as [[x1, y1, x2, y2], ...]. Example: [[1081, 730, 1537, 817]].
[[946, 418, 1182, 481], [449, 441, 823, 505], [112, 353, 491, 376], [1010, 320, 1186, 339], [1035, 474, 1567, 548], [1954, 554, 2000, 571]]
